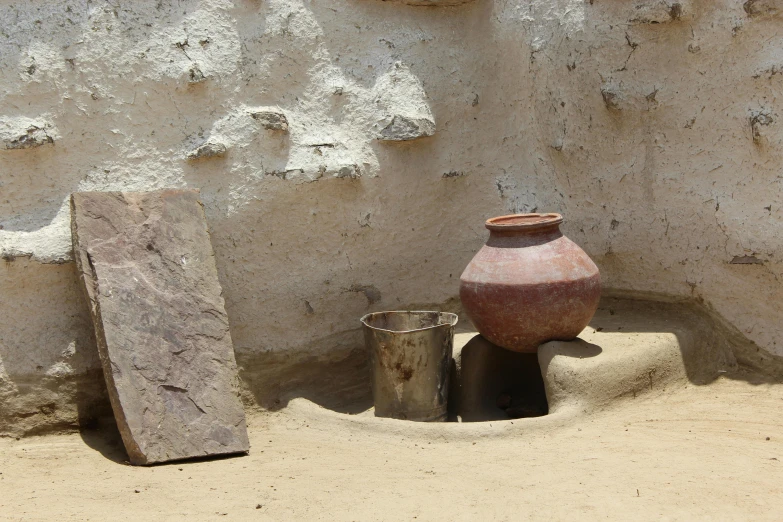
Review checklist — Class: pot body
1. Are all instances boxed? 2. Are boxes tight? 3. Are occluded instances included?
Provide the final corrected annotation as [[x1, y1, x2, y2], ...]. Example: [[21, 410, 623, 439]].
[[459, 214, 600, 353]]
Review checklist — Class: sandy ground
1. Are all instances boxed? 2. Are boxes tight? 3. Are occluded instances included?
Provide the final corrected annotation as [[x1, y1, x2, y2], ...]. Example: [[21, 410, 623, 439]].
[[1, 373, 782, 521]]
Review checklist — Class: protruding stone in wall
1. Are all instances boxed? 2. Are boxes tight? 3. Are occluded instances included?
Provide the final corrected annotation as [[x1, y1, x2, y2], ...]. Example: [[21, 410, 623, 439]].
[[188, 65, 207, 84], [378, 115, 435, 141], [0, 199, 72, 264], [1, 118, 56, 150], [269, 164, 361, 183], [187, 140, 227, 160], [250, 110, 289, 132], [71, 190, 249, 465], [443, 170, 466, 178], [373, 62, 435, 143], [753, 63, 783, 79], [750, 110, 774, 145], [600, 82, 663, 112], [274, 168, 320, 183], [730, 254, 765, 265], [628, 0, 688, 23], [324, 164, 361, 179], [601, 85, 624, 111], [744, 0, 782, 17], [387, 0, 475, 4]]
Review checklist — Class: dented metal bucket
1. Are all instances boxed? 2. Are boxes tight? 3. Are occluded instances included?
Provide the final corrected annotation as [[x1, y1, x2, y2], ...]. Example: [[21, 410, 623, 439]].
[[361, 311, 458, 422]]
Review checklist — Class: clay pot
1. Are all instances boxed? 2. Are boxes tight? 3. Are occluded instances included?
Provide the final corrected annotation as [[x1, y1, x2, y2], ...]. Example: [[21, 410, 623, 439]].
[[459, 213, 600, 353]]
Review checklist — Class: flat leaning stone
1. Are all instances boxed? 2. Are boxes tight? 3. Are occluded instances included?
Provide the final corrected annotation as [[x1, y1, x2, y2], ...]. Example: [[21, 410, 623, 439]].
[[71, 190, 249, 465]]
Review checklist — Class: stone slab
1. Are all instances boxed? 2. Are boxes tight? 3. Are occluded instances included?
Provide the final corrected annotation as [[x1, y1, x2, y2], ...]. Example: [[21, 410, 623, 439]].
[[71, 190, 249, 465]]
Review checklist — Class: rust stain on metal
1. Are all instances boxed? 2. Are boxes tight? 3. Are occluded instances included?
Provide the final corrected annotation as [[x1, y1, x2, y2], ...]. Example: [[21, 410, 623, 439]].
[[394, 362, 415, 381], [361, 311, 457, 422]]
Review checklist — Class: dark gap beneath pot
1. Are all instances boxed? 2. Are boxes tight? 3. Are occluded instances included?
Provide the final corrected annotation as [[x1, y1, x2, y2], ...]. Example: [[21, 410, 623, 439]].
[[449, 335, 548, 423]]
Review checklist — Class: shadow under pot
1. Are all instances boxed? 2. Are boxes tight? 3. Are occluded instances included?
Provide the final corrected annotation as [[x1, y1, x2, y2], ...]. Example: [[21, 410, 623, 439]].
[[459, 213, 601, 353]]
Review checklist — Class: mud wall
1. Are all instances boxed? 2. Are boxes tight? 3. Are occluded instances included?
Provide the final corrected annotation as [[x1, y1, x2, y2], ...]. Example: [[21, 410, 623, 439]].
[[1, 0, 782, 434]]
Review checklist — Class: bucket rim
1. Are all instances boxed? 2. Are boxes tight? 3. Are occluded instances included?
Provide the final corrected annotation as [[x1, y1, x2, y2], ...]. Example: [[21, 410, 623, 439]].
[[360, 310, 459, 334]]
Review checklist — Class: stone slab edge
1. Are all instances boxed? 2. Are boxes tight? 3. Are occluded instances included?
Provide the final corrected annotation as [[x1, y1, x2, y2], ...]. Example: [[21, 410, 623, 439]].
[[70, 190, 249, 464]]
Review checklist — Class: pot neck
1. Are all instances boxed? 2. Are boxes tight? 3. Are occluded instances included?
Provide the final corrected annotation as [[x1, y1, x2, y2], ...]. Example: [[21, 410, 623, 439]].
[[486, 224, 563, 247], [483, 213, 564, 247]]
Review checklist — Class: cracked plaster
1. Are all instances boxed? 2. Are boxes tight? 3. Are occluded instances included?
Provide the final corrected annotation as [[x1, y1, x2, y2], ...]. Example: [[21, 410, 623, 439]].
[[1, 0, 783, 433]]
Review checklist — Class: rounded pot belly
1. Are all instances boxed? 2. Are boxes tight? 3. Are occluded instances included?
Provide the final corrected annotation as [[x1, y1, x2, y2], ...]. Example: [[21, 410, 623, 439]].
[[460, 274, 601, 352]]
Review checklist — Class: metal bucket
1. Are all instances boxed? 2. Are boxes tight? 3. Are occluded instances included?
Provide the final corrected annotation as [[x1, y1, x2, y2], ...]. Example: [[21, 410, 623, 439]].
[[361, 311, 458, 422]]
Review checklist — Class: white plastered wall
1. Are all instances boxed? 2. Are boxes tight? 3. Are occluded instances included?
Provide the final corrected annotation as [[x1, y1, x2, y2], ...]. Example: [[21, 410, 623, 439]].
[[1, 0, 781, 431]]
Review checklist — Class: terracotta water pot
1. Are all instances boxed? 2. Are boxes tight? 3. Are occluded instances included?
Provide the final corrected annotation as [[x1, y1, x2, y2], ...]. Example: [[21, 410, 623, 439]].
[[459, 213, 601, 353]]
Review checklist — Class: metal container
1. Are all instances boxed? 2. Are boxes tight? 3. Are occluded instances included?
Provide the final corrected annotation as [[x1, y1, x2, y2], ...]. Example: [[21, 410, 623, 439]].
[[361, 311, 458, 422]]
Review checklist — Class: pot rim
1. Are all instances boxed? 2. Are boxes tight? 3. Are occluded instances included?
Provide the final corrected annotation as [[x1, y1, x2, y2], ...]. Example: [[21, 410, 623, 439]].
[[485, 213, 563, 231]]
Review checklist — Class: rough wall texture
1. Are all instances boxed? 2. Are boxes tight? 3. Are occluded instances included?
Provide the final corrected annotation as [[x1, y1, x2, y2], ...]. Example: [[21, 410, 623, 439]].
[[1, 0, 782, 433]]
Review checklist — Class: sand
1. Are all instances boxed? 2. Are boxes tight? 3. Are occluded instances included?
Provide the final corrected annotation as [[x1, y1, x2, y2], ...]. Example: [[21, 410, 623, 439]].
[[1, 372, 781, 521]]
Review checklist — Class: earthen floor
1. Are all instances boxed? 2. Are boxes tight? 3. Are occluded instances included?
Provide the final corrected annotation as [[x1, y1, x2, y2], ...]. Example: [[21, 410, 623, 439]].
[[1, 372, 781, 521]]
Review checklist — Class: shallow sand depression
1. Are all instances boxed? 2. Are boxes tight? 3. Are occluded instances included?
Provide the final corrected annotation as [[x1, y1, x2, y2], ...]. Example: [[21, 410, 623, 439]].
[[2, 374, 781, 520], [2, 299, 782, 521]]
